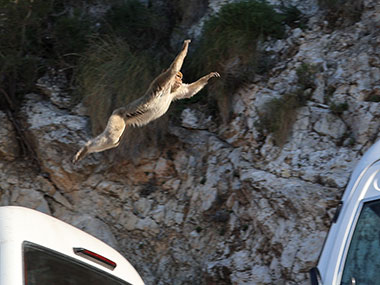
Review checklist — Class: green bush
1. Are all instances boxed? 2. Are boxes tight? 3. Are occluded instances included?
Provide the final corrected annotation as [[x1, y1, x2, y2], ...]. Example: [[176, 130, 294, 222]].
[[191, 0, 285, 73], [0, 0, 94, 108], [329, 101, 348, 115], [103, 0, 171, 51], [187, 0, 287, 122]]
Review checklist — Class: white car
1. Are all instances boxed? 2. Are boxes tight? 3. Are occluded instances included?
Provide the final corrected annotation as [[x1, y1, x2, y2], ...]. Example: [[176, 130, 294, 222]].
[[310, 140, 380, 284], [0, 206, 145, 285]]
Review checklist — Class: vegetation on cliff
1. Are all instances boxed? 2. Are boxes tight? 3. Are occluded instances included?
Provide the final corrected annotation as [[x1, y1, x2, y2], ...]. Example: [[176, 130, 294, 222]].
[[0, 0, 362, 157]]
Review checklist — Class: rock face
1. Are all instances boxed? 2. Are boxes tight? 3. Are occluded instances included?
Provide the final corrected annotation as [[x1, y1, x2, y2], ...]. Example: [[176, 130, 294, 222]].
[[0, 111, 19, 161], [1, 0, 380, 284]]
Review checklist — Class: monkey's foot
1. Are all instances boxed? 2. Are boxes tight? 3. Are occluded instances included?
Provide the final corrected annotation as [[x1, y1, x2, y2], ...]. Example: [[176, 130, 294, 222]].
[[210, 72, 220, 78], [72, 146, 88, 164]]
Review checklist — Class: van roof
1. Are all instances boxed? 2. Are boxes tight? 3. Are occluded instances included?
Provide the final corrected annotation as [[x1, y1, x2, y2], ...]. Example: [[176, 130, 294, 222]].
[[0, 206, 144, 285]]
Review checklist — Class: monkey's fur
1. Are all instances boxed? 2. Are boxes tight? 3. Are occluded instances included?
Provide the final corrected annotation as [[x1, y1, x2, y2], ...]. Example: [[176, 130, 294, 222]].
[[72, 39, 220, 163]]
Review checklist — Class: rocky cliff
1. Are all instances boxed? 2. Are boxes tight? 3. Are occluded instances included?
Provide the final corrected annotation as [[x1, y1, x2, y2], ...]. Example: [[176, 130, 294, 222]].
[[1, 0, 379, 284]]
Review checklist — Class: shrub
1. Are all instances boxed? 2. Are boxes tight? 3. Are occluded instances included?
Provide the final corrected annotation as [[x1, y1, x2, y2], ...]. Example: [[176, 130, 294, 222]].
[[0, 0, 50, 106], [364, 94, 380, 103], [324, 85, 336, 103], [52, 10, 92, 60], [191, 0, 286, 74], [80, 37, 162, 134], [257, 90, 308, 145], [103, 0, 171, 51], [279, 4, 307, 30], [295, 63, 318, 90], [329, 101, 349, 115], [187, 0, 287, 122], [318, 0, 364, 25], [257, 63, 317, 145], [0, 0, 94, 109]]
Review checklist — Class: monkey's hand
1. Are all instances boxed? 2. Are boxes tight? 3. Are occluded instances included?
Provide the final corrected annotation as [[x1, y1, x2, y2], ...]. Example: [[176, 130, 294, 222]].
[[183, 39, 191, 48], [207, 72, 220, 80]]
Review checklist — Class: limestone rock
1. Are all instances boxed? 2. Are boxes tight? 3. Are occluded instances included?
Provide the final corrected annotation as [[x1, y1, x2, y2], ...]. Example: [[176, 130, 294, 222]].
[[69, 214, 119, 249], [0, 111, 19, 161], [181, 108, 214, 130], [36, 69, 72, 109], [313, 111, 347, 139], [21, 93, 95, 193], [0, 1, 380, 284]]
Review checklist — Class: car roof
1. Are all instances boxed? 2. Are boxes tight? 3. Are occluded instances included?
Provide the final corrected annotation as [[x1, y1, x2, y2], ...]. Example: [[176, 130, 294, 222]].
[[0, 206, 144, 285]]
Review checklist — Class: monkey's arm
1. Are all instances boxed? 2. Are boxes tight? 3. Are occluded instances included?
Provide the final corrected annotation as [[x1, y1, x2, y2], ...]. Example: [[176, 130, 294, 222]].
[[147, 40, 191, 94], [169, 39, 191, 73], [173, 72, 220, 100]]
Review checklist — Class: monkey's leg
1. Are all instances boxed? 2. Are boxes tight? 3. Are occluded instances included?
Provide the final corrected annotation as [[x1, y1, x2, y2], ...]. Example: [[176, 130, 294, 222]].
[[72, 132, 123, 163], [72, 145, 89, 164], [72, 109, 126, 164]]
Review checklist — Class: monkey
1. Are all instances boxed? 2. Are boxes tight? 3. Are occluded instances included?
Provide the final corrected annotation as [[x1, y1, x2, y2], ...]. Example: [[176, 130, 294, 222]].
[[72, 39, 220, 164]]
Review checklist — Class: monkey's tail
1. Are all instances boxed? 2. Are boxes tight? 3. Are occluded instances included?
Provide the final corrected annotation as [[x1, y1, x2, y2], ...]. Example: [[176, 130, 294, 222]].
[[72, 145, 89, 164]]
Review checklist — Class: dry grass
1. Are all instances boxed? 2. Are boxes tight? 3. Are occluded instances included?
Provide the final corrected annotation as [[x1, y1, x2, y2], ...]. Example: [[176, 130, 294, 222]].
[[79, 36, 173, 159], [257, 63, 317, 145], [77, 0, 177, 160], [80, 37, 156, 134]]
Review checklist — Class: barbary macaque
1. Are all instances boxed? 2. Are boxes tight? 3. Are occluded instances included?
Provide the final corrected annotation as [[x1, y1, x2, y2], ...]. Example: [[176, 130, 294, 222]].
[[73, 39, 220, 163]]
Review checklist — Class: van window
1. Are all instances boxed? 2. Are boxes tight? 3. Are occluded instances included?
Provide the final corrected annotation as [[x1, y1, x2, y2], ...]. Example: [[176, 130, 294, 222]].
[[341, 199, 380, 284], [23, 242, 130, 285]]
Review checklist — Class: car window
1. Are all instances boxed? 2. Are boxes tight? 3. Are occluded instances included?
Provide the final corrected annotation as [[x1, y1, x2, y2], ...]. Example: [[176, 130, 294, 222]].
[[24, 242, 130, 285], [341, 199, 380, 284]]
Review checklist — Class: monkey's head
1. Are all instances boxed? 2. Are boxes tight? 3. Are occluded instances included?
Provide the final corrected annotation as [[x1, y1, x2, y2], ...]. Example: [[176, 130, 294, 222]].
[[172, 71, 183, 92], [176, 71, 183, 80]]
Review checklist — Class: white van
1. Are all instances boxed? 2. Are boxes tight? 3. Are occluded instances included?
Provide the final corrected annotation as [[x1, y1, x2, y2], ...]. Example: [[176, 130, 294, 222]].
[[0, 206, 144, 285], [310, 140, 380, 284]]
